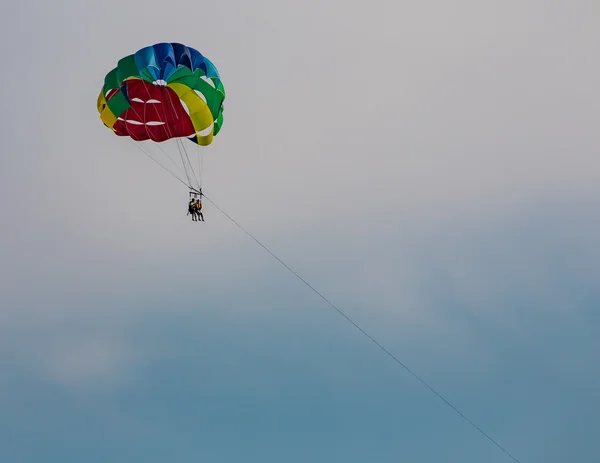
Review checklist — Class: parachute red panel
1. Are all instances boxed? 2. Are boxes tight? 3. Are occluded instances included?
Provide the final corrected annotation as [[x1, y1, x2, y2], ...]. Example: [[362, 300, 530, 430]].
[[112, 80, 195, 142]]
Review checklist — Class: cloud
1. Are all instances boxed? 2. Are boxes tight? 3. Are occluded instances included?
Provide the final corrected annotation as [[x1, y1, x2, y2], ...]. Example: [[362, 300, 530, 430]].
[[0, 320, 144, 397], [40, 335, 139, 391]]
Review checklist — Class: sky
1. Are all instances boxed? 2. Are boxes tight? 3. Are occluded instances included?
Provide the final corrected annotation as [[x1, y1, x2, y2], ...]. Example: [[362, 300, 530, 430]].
[[1, 0, 599, 461]]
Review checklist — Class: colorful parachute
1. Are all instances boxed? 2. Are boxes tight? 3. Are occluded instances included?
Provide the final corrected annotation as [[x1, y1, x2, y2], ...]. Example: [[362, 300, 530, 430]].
[[97, 42, 225, 192], [98, 42, 225, 146]]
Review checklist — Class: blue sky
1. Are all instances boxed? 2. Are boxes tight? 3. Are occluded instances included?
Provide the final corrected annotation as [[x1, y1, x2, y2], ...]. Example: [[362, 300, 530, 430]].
[[1, 0, 599, 462]]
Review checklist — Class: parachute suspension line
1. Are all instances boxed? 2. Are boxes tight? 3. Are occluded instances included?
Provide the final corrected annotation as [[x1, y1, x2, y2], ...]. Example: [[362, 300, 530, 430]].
[[122, 86, 189, 182], [127, 139, 192, 189], [116, 79, 206, 194], [180, 137, 200, 188], [196, 143, 202, 190], [197, 144, 204, 191], [150, 140, 188, 179], [155, 85, 195, 190], [120, 108, 191, 188], [174, 137, 199, 192], [130, 79, 203, 194], [176, 140, 194, 189], [201, 194, 523, 463], [140, 137, 188, 182], [162, 86, 201, 191], [132, 81, 195, 190], [143, 137, 193, 190]]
